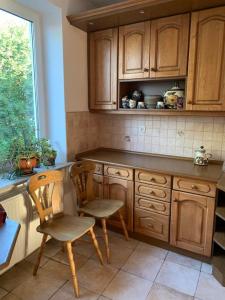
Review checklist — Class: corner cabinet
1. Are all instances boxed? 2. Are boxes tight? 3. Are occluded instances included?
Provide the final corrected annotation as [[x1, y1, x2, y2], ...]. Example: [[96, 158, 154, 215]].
[[119, 22, 150, 79], [186, 7, 225, 111], [89, 28, 118, 110], [170, 191, 215, 257], [150, 14, 189, 78]]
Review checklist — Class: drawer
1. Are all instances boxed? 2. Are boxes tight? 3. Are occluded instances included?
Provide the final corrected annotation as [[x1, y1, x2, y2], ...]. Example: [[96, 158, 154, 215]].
[[135, 196, 170, 216], [104, 165, 133, 180], [94, 163, 103, 175], [135, 170, 171, 188], [135, 208, 169, 242], [135, 182, 171, 202], [173, 176, 216, 197]]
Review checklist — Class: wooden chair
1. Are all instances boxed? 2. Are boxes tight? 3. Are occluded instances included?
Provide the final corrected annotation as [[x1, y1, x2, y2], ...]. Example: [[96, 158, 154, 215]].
[[27, 170, 103, 298], [70, 161, 129, 263]]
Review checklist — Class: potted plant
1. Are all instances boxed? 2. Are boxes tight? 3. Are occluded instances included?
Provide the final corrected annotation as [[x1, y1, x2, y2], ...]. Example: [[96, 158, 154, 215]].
[[37, 138, 57, 166]]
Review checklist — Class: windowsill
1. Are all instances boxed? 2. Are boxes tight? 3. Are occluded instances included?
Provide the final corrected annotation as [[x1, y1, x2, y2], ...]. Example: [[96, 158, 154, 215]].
[[0, 162, 73, 201]]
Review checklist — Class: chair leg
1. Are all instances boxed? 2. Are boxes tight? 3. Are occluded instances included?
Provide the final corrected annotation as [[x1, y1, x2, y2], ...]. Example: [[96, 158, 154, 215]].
[[33, 233, 48, 276], [89, 227, 104, 265], [66, 242, 79, 298], [101, 218, 110, 263], [118, 209, 129, 241]]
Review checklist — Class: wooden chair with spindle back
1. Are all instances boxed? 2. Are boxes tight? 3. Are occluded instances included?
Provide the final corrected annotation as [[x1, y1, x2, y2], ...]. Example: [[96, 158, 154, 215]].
[[27, 170, 103, 298], [70, 161, 129, 263]]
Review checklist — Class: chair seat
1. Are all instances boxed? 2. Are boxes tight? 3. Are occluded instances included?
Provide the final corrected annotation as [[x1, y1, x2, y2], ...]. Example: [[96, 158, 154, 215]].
[[79, 199, 124, 218], [37, 215, 95, 242]]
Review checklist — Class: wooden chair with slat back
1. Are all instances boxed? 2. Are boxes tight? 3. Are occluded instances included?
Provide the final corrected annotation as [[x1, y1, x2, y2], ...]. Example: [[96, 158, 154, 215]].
[[27, 170, 103, 298], [70, 161, 129, 263]]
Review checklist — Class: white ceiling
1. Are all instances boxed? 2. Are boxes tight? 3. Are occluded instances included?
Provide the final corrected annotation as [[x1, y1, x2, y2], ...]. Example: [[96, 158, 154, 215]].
[[90, 0, 125, 8]]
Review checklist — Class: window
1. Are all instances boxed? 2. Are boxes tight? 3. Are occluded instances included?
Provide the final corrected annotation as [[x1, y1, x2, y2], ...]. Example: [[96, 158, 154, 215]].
[[0, 9, 38, 163]]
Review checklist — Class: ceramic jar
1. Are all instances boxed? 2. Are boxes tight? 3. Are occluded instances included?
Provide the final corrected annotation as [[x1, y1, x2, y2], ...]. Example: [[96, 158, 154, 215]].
[[194, 146, 212, 166], [164, 84, 184, 109]]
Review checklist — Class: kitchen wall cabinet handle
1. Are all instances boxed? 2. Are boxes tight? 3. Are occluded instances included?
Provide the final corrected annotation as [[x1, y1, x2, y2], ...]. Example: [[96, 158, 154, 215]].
[[150, 67, 157, 72], [113, 101, 117, 104], [173, 199, 179, 202], [144, 68, 149, 72], [187, 101, 192, 104]]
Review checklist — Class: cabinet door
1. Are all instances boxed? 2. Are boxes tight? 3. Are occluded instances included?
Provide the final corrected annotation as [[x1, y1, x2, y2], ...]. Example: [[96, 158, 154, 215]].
[[150, 14, 189, 78], [93, 174, 103, 200], [170, 191, 215, 256], [104, 176, 133, 231], [186, 7, 225, 110], [119, 22, 150, 79], [89, 28, 118, 110]]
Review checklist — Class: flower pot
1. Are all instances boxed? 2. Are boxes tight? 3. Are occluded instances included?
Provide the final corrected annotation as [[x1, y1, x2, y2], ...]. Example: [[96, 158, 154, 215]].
[[18, 156, 37, 175]]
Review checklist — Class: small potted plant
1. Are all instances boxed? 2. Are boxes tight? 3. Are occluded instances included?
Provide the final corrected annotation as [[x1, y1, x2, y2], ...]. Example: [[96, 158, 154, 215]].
[[37, 138, 57, 166]]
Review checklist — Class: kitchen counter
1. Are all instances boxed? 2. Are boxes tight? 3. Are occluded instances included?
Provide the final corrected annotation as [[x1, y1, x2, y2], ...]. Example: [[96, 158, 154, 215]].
[[77, 148, 224, 183]]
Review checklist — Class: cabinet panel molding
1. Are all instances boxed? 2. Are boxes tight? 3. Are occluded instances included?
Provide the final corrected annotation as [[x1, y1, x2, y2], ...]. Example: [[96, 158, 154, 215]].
[[135, 170, 171, 187]]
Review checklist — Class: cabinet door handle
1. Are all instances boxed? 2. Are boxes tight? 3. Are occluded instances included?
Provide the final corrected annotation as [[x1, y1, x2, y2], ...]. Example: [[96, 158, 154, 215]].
[[150, 177, 156, 182], [150, 67, 158, 72], [144, 68, 149, 72], [173, 199, 178, 202], [115, 171, 121, 176], [191, 185, 198, 190], [187, 101, 192, 104], [150, 190, 155, 195], [113, 101, 117, 105]]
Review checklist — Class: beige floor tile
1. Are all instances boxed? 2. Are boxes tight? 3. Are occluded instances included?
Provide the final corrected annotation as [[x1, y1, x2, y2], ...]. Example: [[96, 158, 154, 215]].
[[122, 247, 163, 281], [136, 242, 168, 260], [166, 252, 202, 271], [78, 259, 118, 294], [108, 235, 138, 250], [25, 250, 49, 267], [1, 293, 21, 300], [0, 288, 8, 299], [73, 240, 96, 258], [195, 272, 225, 300], [98, 296, 111, 300], [53, 249, 88, 270], [50, 281, 99, 300], [12, 261, 70, 300], [103, 270, 153, 300], [44, 239, 62, 258], [156, 261, 199, 296], [0, 261, 33, 292], [91, 240, 134, 268], [201, 262, 212, 274], [147, 283, 194, 300]]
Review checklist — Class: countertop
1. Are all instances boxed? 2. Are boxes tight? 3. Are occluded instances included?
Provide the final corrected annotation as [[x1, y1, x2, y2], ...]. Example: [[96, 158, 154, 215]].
[[77, 148, 224, 183]]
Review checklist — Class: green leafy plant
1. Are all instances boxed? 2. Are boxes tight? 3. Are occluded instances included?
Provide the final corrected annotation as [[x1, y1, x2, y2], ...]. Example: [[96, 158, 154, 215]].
[[36, 138, 57, 166]]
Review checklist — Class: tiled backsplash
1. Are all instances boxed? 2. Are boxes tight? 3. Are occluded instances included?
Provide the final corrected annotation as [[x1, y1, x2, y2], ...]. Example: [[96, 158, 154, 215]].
[[66, 112, 225, 161]]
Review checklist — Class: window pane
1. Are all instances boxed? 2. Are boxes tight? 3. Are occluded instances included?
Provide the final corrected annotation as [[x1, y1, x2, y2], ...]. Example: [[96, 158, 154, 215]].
[[0, 10, 37, 163]]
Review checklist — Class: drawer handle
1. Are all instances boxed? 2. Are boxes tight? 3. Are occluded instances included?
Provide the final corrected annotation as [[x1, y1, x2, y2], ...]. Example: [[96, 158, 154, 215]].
[[115, 171, 121, 176], [150, 191, 155, 195], [191, 185, 198, 190], [150, 178, 156, 182]]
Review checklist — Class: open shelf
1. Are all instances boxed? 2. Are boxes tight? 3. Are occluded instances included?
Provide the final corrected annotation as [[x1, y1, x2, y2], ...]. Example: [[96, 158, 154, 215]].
[[213, 255, 225, 286], [214, 232, 225, 250], [216, 207, 225, 222]]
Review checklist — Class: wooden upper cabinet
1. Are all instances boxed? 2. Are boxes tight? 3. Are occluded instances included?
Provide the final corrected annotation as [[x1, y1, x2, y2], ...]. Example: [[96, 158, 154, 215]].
[[150, 14, 190, 78], [170, 191, 215, 257], [119, 22, 150, 79], [89, 28, 118, 110], [186, 7, 225, 111]]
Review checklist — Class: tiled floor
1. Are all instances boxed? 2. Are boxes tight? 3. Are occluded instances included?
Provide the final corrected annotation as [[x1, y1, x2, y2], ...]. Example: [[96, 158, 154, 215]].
[[1, 228, 225, 300]]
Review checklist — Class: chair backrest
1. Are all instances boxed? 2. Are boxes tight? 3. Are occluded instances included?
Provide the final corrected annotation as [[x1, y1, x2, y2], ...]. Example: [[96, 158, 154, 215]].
[[70, 161, 95, 207], [27, 170, 64, 223]]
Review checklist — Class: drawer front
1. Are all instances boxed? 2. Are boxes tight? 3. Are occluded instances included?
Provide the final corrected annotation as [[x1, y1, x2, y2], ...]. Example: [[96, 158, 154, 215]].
[[135, 196, 170, 216], [94, 163, 103, 175], [135, 182, 171, 202], [104, 165, 133, 180], [135, 208, 169, 242], [135, 170, 171, 188], [173, 177, 216, 197]]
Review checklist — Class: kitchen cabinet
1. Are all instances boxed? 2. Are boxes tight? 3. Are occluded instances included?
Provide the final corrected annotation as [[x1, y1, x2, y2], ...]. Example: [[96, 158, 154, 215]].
[[119, 22, 150, 79], [150, 14, 189, 78], [170, 191, 215, 256], [186, 7, 225, 111], [103, 176, 133, 231], [89, 28, 118, 110]]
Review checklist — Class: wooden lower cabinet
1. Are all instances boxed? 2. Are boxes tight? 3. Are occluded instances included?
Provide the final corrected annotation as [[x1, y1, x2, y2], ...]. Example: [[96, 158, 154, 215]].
[[103, 176, 134, 231], [135, 208, 169, 242], [170, 191, 215, 257], [93, 174, 104, 200]]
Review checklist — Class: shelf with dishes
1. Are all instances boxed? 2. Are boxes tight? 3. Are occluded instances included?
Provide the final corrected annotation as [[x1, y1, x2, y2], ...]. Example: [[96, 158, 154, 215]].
[[119, 79, 185, 111]]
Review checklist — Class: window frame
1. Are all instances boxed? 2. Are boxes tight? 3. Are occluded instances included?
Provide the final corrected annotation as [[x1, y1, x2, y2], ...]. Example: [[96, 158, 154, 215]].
[[0, 0, 47, 138]]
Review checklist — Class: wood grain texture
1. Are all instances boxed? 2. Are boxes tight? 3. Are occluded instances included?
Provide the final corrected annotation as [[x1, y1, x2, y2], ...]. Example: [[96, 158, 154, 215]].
[[135, 208, 169, 241], [186, 7, 225, 111], [119, 21, 150, 79], [170, 190, 215, 256], [103, 176, 134, 231], [89, 28, 118, 110], [150, 13, 190, 78], [77, 149, 223, 183]]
